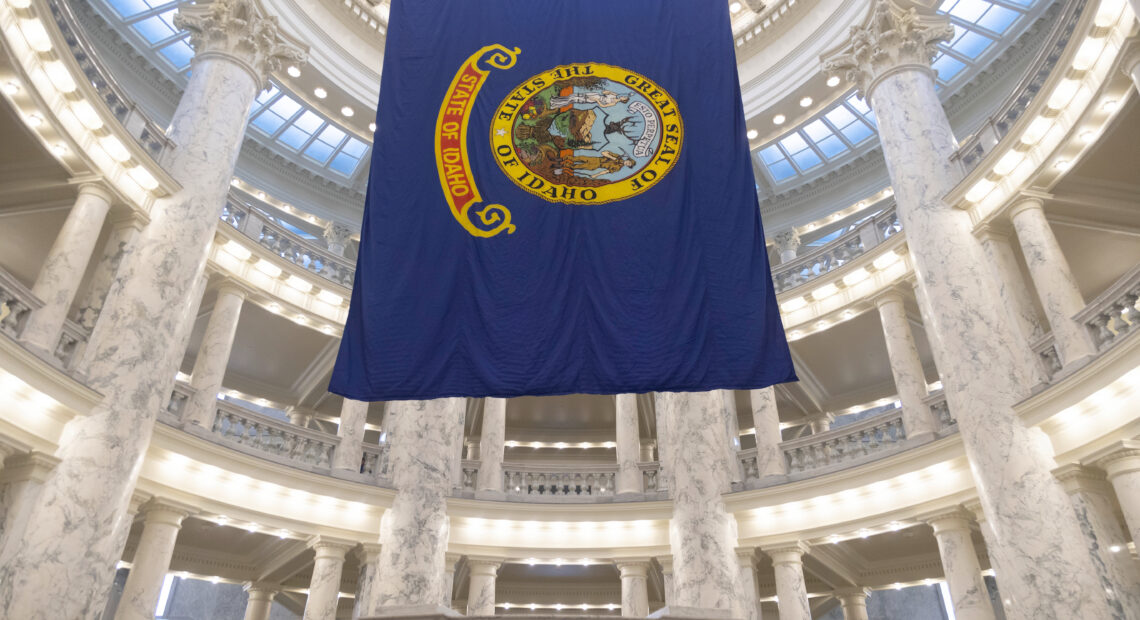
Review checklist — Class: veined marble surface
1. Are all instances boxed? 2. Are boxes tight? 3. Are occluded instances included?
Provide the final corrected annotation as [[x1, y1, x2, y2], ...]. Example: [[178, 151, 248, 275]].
[[732, 550, 760, 620], [615, 394, 642, 495], [1067, 484, 1140, 620], [476, 397, 506, 494], [927, 514, 996, 620], [303, 541, 350, 620], [334, 398, 370, 471], [719, 390, 742, 484], [748, 387, 784, 477], [352, 545, 383, 620], [657, 391, 738, 613], [618, 562, 651, 617], [875, 292, 936, 438], [767, 545, 811, 620], [75, 216, 143, 331], [465, 560, 500, 616], [114, 503, 189, 620], [184, 284, 245, 428], [977, 229, 1045, 343]]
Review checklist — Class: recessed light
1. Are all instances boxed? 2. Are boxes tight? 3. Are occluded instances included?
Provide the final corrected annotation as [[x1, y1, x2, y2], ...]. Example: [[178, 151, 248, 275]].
[[369, 122, 377, 132], [287, 66, 301, 78], [314, 87, 327, 99], [772, 114, 786, 125], [25, 113, 43, 127], [1054, 160, 1071, 171], [51, 143, 68, 156], [799, 96, 813, 107], [1079, 130, 1097, 143], [730, 1, 742, 12], [1101, 99, 1118, 112], [746, 129, 758, 140], [2, 81, 20, 95], [341, 106, 354, 117], [826, 76, 840, 87]]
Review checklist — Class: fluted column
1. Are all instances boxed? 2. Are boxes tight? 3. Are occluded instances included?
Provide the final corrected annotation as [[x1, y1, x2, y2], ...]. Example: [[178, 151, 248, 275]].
[[21, 183, 114, 354], [74, 213, 146, 330], [924, 510, 995, 620], [466, 558, 501, 616], [351, 543, 383, 620], [1008, 198, 1096, 366], [333, 398, 369, 472], [823, 3, 1113, 617], [615, 394, 642, 496], [476, 397, 506, 497], [1053, 464, 1140, 619], [657, 391, 738, 614], [183, 283, 246, 427], [733, 549, 760, 620], [303, 538, 351, 620], [243, 583, 279, 620], [0, 4, 306, 615], [750, 387, 785, 478], [774, 230, 801, 264], [617, 561, 650, 617], [836, 588, 870, 620], [375, 398, 466, 613], [874, 291, 937, 438], [765, 543, 812, 620], [114, 500, 193, 620], [1096, 443, 1140, 556]]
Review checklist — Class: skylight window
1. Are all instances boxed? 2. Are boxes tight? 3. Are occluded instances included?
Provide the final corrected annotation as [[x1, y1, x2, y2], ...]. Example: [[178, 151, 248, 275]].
[[247, 85, 373, 177]]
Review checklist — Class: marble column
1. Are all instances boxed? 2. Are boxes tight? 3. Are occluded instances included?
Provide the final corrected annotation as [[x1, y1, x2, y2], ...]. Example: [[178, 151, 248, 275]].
[[874, 291, 937, 438], [287, 407, 314, 429], [657, 555, 675, 607], [351, 543, 383, 620], [243, 583, 279, 620], [169, 272, 209, 380], [0, 4, 306, 616], [617, 561, 650, 617], [323, 222, 353, 257], [441, 552, 461, 609], [732, 549, 761, 620], [656, 391, 738, 614], [1126, 46, 1140, 93], [303, 538, 351, 620], [924, 510, 995, 620], [114, 499, 193, 620], [806, 413, 832, 435], [183, 283, 246, 428], [721, 390, 743, 484], [374, 398, 466, 613], [836, 588, 870, 620], [74, 213, 145, 330], [466, 558, 501, 616], [1096, 443, 1140, 560], [774, 230, 801, 264], [749, 387, 785, 478], [1008, 197, 1096, 366], [476, 397, 506, 497], [333, 398, 370, 472], [765, 543, 812, 620], [615, 394, 642, 496], [976, 226, 1045, 344], [824, 4, 1114, 617], [1053, 465, 1140, 620], [0, 451, 60, 546], [652, 394, 672, 493], [21, 183, 114, 354]]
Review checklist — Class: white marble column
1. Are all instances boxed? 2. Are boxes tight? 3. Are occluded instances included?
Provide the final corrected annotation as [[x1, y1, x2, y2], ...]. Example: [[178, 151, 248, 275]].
[[333, 398, 370, 472], [167, 272, 210, 381], [733, 549, 760, 620], [75, 214, 145, 330], [615, 394, 642, 496], [765, 543, 812, 620], [476, 397, 506, 497], [657, 555, 675, 608], [1008, 198, 1096, 367], [243, 583, 279, 620], [323, 222, 353, 257], [875, 291, 937, 439], [1096, 443, 1140, 559], [1054, 464, 1140, 619], [466, 558, 501, 616], [924, 510, 995, 620], [720, 390, 743, 484], [836, 588, 870, 620], [114, 499, 193, 620], [617, 561, 650, 617], [0, 451, 60, 548], [656, 391, 738, 615], [441, 552, 461, 609], [183, 283, 246, 428], [774, 230, 801, 264], [0, 4, 306, 616], [303, 538, 351, 620], [806, 413, 833, 435], [824, 4, 1113, 618], [374, 398, 466, 614], [21, 183, 114, 354], [287, 407, 314, 429], [351, 543, 383, 620], [749, 387, 786, 478], [976, 226, 1045, 343]]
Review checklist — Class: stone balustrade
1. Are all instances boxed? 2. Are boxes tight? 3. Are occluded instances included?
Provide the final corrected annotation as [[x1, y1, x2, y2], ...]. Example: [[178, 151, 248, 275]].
[[50, 0, 175, 161], [0, 268, 41, 340], [950, 0, 1077, 171], [209, 400, 338, 469], [503, 465, 618, 499], [771, 206, 900, 293], [781, 410, 907, 475], [219, 199, 356, 288], [924, 390, 955, 429], [1076, 263, 1140, 352], [362, 442, 392, 481], [54, 319, 89, 370]]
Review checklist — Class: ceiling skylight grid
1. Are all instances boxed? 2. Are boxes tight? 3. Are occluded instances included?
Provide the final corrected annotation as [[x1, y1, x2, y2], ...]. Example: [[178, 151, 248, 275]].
[[104, 0, 193, 73], [248, 86, 371, 177], [754, 0, 1040, 185]]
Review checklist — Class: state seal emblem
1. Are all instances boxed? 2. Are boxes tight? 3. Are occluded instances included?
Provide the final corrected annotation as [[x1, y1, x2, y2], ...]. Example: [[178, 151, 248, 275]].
[[491, 63, 683, 205]]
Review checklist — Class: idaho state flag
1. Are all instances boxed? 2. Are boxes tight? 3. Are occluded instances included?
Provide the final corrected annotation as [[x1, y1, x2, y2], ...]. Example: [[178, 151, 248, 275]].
[[330, 0, 797, 400]]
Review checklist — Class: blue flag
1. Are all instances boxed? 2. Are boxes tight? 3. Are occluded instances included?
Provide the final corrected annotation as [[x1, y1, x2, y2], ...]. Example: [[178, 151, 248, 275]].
[[330, 0, 796, 400]]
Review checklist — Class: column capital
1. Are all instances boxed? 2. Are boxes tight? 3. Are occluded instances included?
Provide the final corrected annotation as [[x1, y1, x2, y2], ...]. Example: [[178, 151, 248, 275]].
[[616, 560, 651, 578], [920, 506, 976, 534], [1007, 195, 1048, 221], [307, 535, 354, 559], [243, 581, 280, 596], [1052, 463, 1111, 495], [137, 497, 197, 527], [834, 586, 871, 599], [174, 0, 308, 90], [466, 557, 502, 576], [75, 182, 116, 205], [353, 542, 383, 565], [214, 280, 250, 301], [0, 451, 61, 485], [1089, 440, 1140, 479], [961, 499, 987, 525], [872, 287, 909, 309], [734, 547, 758, 569], [821, 0, 954, 100], [763, 541, 810, 564], [772, 229, 801, 254], [655, 555, 674, 574], [323, 221, 354, 252]]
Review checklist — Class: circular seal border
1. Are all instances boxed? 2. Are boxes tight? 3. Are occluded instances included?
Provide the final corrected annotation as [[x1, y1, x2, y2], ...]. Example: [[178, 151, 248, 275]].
[[490, 62, 684, 206]]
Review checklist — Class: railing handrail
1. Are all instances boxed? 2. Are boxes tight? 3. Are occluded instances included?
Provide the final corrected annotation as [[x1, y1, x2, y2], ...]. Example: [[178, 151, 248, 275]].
[[500, 461, 619, 474], [213, 397, 340, 446], [780, 408, 905, 451], [1074, 263, 1140, 324], [253, 208, 356, 273]]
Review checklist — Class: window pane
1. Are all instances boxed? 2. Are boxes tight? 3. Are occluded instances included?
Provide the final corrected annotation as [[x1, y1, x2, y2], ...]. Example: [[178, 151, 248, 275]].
[[158, 39, 193, 69], [292, 111, 324, 134], [108, 0, 149, 17], [825, 106, 856, 128], [932, 54, 967, 82], [768, 159, 797, 181], [131, 15, 175, 43], [948, 0, 990, 22], [816, 135, 847, 158], [251, 111, 287, 134], [839, 120, 874, 144], [316, 125, 346, 147], [779, 133, 809, 154], [791, 149, 822, 170], [952, 30, 993, 59], [255, 86, 280, 107], [304, 140, 337, 164], [330, 152, 362, 175], [340, 138, 369, 158], [278, 125, 311, 149], [268, 96, 302, 119], [978, 5, 1019, 33], [802, 120, 833, 142], [759, 145, 785, 166]]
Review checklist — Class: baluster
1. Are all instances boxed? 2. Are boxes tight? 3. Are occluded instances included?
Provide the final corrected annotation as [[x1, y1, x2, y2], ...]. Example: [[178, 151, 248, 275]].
[[585, 473, 596, 495]]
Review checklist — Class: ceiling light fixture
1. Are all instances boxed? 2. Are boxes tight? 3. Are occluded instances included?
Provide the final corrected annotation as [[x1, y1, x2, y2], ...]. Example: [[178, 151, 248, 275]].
[[826, 76, 840, 87], [772, 114, 786, 125], [287, 66, 301, 78], [746, 129, 758, 140], [799, 96, 813, 107], [369, 122, 377, 132], [341, 106, 354, 117], [314, 87, 327, 99], [730, 2, 742, 13]]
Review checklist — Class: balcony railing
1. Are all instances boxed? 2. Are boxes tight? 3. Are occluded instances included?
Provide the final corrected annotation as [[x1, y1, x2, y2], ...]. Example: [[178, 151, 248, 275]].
[[459, 460, 665, 501], [0, 268, 89, 369], [781, 409, 908, 475], [771, 206, 900, 293], [1075, 263, 1140, 352]]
